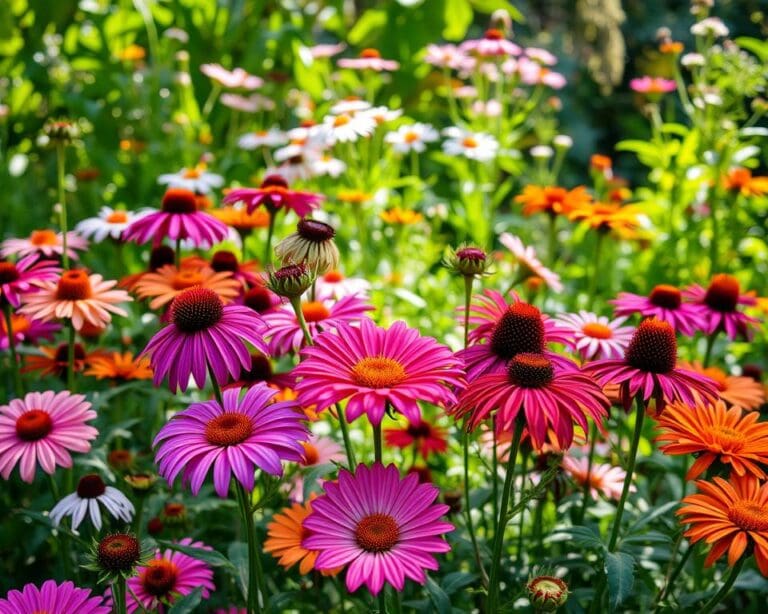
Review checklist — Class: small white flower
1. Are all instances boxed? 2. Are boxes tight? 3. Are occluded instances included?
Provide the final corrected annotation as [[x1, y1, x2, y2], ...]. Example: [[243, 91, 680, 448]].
[[442, 127, 499, 163], [553, 135, 573, 149], [49, 475, 134, 532], [385, 123, 439, 153], [364, 105, 403, 125], [157, 166, 224, 194], [311, 153, 347, 178], [238, 128, 287, 150], [319, 112, 377, 144], [530, 145, 554, 159], [690, 17, 729, 38], [681, 52, 706, 68], [314, 270, 371, 300], [329, 99, 372, 115], [75, 206, 151, 243]]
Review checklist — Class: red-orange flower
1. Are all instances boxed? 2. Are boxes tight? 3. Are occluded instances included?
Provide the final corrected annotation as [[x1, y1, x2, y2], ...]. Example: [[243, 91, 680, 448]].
[[723, 168, 768, 197], [679, 362, 765, 410], [22, 343, 103, 379], [514, 185, 592, 217], [85, 351, 153, 381]]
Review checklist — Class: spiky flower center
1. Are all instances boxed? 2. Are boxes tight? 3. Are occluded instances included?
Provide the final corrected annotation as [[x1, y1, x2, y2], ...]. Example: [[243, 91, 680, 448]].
[[141, 559, 178, 597], [183, 168, 201, 179], [360, 48, 381, 59], [406, 422, 433, 440], [163, 503, 186, 518], [355, 513, 400, 552], [106, 211, 129, 224], [56, 270, 92, 301], [301, 442, 320, 466], [729, 500, 768, 532], [301, 301, 330, 322], [210, 250, 239, 273], [274, 263, 307, 280], [243, 287, 274, 313], [77, 474, 107, 498], [704, 274, 740, 312], [261, 174, 289, 190], [30, 230, 58, 246], [351, 356, 407, 389], [149, 246, 175, 271], [204, 412, 253, 447], [649, 284, 682, 309], [507, 353, 554, 388], [97, 533, 140, 573], [625, 318, 677, 373], [170, 287, 223, 333], [0, 261, 20, 284], [490, 302, 546, 360], [242, 353, 273, 382], [527, 575, 569, 608], [582, 322, 613, 339], [297, 219, 335, 242], [15, 409, 53, 441], [456, 247, 486, 261], [161, 188, 197, 213]]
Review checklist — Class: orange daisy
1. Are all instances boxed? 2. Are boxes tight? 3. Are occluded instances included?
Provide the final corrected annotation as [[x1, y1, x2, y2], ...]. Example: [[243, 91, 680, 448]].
[[680, 361, 766, 410], [210, 205, 271, 231], [379, 207, 423, 225], [133, 264, 240, 309], [19, 269, 132, 330], [723, 167, 768, 197], [677, 474, 768, 574], [568, 201, 644, 240], [22, 342, 99, 378], [657, 399, 768, 480], [514, 185, 592, 217], [85, 351, 153, 381]]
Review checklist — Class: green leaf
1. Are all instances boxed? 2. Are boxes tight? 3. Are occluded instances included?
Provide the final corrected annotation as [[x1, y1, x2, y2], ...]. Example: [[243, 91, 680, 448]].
[[441, 571, 477, 595], [157, 541, 235, 571], [605, 551, 635, 611], [228, 541, 248, 599], [442, 0, 473, 41], [552, 526, 606, 551], [469, 0, 524, 21], [735, 36, 768, 62], [627, 501, 678, 533], [167, 587, 202, 614], [425, 575, 452, 614], [347, 9, 387, 45]]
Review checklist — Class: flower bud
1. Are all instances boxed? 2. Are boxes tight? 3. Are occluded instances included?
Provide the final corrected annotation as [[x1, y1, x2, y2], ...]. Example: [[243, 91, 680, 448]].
[[526, 575, 569, 612], [266, 263, 315, 299]]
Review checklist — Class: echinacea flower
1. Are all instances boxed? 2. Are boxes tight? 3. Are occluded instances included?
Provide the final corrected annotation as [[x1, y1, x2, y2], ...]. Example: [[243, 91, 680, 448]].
[[442, 127, 498, 162], [274, 219, 340, 273], [611, 284, 707, 337], [200, 63, 263, 89], [384, 419, 448, 459], [0, 580, 110, 614], [141, 286, 268, 392], [314, 270, 370, 300], [0, 390, 97, 483], [293, 319, 465, 426], [223, 175, 324, 218], [303, 463, 453, 594], [424, 43, 467, 69], [561, 455, 632, 500], [683, 274, 759, 340], [157, 166, 224, 194], [337, 48, 399, 71], [75, 207, 150, 243], [50, 474, 134, 531], [0, 229, 88, 261], [460, 28, 522, 57], [514, 185, 592, 217], [133, 263, 241, 310], [385, 123, 439, 153], [0, 314, 60, 350], [499, 233, 563, 292], [19, 269, 131, 330], [21, 342, 91, 378], [0, 255, 61, 308], [554, 311, 635, 360], [677, 362, 766, 410], [677, 474, 768, 574], [153, 384, 307, 496], [629, 76, 676, 95], [85, 351, 153, 381]]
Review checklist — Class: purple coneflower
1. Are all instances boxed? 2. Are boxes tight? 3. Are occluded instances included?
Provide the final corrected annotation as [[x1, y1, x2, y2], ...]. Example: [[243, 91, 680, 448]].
[[611, 284, 706, 336], [683, 274, 759, 340], [0, 580, 110, 614], [223, 175, 323, 218], [0, 255, 61, 308]]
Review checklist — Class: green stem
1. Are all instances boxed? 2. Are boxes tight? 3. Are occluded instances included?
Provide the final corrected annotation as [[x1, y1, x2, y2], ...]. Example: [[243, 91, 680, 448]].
[[113, 576, 127, 614], [654, 536, 692, 610], [377, 590, 387, 614], [587, 232, 605, 309], [335, 403, 356, 470], [56, 143, 69, 269], [66, 321, 76, 392], [702, 332, 717, 368], [547, 214, 558, 266], [290, 296, 313, 347], [207, 363, 224, 406], [576, 423, 598, 524], [491, 424, 499, 538], [236, 482, 265, 614], [373, 422, 383, 464], [463, 275, 474, 348], [463, 423, 488, 587], [264, 207, 278, 266], [699, 556, 745, 614], [3, 302, 23, 397]]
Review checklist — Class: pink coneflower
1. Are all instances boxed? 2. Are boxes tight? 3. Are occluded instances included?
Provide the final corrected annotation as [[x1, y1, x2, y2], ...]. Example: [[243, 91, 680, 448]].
[[123, 188, 229, 248], [221, 93, 275, 113], [0, 314, 60, 350], [154, 384, 306, 496], [611, 284, 706, 337], [337, 48, 400, 71], [0, 580, 110, 614], [561, 455, 631, 500], [126, 538, 215, 613], [584, 318, 719, 412], [452, 352, 609, 449], [499, 233, 563, 292], [457, 290, 572, 382], [224, 175, 324, 218], [683, 274, 759, 340], [303, 463, 453, 595], [460, 28, 522, 57], [629, 76, 676, 95], [19, 269, 132, 330], [293, 319, 465, 426], [0, 255, 60, 308], [200, 63, 263, 89], [424, 43, 467, 69], [0, 390, 97, 483], [554, 311, 635, 360], [307, 42, 347, 59], [141, 286, 268, 392], [384, 418, 448, 459], [261, 295, 374, 356], [0, 229, 88, 261]]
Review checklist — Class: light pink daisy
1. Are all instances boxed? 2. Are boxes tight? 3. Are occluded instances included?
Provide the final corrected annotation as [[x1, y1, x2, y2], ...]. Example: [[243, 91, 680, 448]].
[[611, 284, 707, 337], [499, 233, 563, 292], [683, 274, 759, 340], [0, 580, 110, 614], [561, 455, 632, 500], [200, 63, 263, 89], [0, 390, 98, 483], [0, 229, 88, 261], [554, 311, 635, 360], [223, 175, 324, 218], [314, 269, 370, 300], [307, 42, 347, 59], [0, 255, 61, 308], [300, 434, 345, 468], [337, 48, 399, 71], [424, 43, 467, 69], [459, 28, 522, 57]]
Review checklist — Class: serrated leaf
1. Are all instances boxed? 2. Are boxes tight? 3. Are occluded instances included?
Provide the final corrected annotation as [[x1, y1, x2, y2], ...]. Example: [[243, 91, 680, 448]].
[[605, 551, 635, 611], [157, 541, 235, 571], [167, 587, 202, 614]]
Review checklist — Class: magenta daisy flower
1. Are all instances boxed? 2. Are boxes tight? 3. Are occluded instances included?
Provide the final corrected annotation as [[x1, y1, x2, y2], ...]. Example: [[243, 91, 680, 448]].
[[584, 318, 719, 412], [261, 295, 374, 356], [451, 352, 609, 449], [126, 538, 215, 614], [0, 255, 61, 308], [123, 188, 229, 248], [141, 286, 268, 392], [611, 284, 707, 336], [457, 289, 572, 381], [554, 311, 635, 360], [223, 174, 324, 218], [293, 319, 465, 426], [154, 384, 307, 497], [0, 580, 110, 614], [683, 274, 759, 340], [0, 390, 98, 483], [1, 314, 60, 350], [303, 463, 453, 595]]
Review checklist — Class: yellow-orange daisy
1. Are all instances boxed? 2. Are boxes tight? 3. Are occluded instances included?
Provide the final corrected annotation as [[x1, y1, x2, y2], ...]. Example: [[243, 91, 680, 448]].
[[210, 206, 271, 231], [336, 189, 372, 205], [116, 44, 146, 62], [379, 207, 424, 225], [514, 185, 592, 217], [85, 351, 153, 381], [679, 361, 766, 410], [568, 201, 643, 240], [723, 168, 768, 197], [133, 264, 240, 309]]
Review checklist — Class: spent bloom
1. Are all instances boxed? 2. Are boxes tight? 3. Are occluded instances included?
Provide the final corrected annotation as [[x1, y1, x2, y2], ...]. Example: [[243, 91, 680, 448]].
[[49, 474, 134, 531], [274, 219, 340, 274]]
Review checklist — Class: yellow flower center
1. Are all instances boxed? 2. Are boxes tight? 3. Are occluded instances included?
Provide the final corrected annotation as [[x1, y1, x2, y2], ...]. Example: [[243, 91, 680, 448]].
[[333, 114, 351, 127], [350, 356, 407, 389], [404, 131, 419, 143]]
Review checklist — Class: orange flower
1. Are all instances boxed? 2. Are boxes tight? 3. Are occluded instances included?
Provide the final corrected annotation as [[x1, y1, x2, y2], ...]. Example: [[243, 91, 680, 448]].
[[514, 185, 592, 217], [723, 167, 768, 197], [590, 154, 613, 174], [133, 264, 240, 309], [679, 361, 766, 410], [337, 190, 372, 205], [568, 201, 644, 240], [659, 41, 684, 54], [210, 206, 271, 231], [22, 343, 101, 378], [116, 44, 146, 62], [379, 207, 423, 225], [677, 474, 768, 573], [85, 351, 153, 381], [657, 399, 768, 480]]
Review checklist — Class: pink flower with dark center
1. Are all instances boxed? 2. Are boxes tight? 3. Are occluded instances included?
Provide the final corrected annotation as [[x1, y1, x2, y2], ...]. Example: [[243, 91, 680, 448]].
[[384, 419, 448, 459], [0, 580, 110, 614], [0, 255, 61, 308], [611, 284, 708, 337], [460, 28, 521, 57], [337, 48, 400, 71], [683, 274, 759, 340], [223, 175, 324, 218], [554, 311, 635, 360]]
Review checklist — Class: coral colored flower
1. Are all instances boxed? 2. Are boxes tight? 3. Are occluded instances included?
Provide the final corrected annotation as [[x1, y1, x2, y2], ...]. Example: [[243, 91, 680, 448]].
[[561, 455, 632, 500], [460, 28, 522, 57], [554, 311, 634, 360], [499, 233, 563, 292], [384, 419, 448, 459], [157, 166, 224, 194], [657, 400, 768, 480], [337, 48, 399, 71], [21, 342, 93, 378], [223, 175, 324, 218], [584, 318, 719, 412], [0, 580, 110, 614], [126, 538, 215, 613], [261, 295, 373, 356], [722, 167, 768, 197], [568, 202, 644, 240], [0, 229, 88, 261], [314, 270, 370, 300], [200, 63, 263, 89], [133, 263, 241, 310], [683, 274, 759, 340], [514, 185, 592, 217], [85, 351, 153, 381], [299, 434, 345, 467], [611, 284, 707, 337], [0, 255, 61, 308], [294, 319, 464, 426], [452, 352, 609, 449], [0, 314, 59, 350], [677, 475, 768, 574], [75, 207, 151, 243], [154, 384, 306, 496], [19, 269, 131, 330], [49, 474, 134, 531], [679, 362, 766, 410], [629, 76, 676, 94], [303, 463, 453, 595], [0, 390, 97, 483]]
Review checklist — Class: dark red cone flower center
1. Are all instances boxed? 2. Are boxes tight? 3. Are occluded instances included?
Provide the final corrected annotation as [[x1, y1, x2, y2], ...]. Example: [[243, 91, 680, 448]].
[[241, 353, 273, 382], [490, 302, 546, 360], [210, 250, 239, 273], [149, 246, 176, 271], [15, 409, 53, 441], [261, 174, 289, 190], [625, 318, 677, 373], [704, 274, 740, 312], [456, 247, 486, 262], [56, 270, 92, 301], [97, 533, 140, 573], [649, 284, 682, 309], [355, 513, 400, 552], [507, 353, 555, 388], [243, 286, 274, 313], [204, 413, 253, 446], [171, 287, 224, 333], [77, 474, 107, 498], [142, 560, 178, 597], [161, 188, 197, 214], [0, 261, 20, 284], [297, 219, 335, 242], [406, 421, 433, 440]]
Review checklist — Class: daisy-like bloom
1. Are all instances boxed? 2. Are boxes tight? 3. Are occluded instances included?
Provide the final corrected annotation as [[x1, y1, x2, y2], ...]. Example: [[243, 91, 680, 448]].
[[460, 28, 522, 57], [722, 167, 768, 197], [261, 295, 374, 357], [514, 185, 592, 217], [274, 219, 340, 273], [657, 400, 768, 480], [200, 63, 263, 89], [611, 284, 707, 337], [0, 580, 110, 614], [311, 153, 347, 178], [0, 314, 59, 350], [19, 269, 131, 330], [554, 311, 635, 360], [0, 229, 88, 261], [0, 255, 60, 308], [300, 434, 345, 467], [365, 105, 403, 126], [499, 233, 563, 292], [568, 202, 644, 240], [223, 175, 324, 218], [133, 264, 241, 310], [238, 128, 288, 150], [123, 188, 229, 247], [141, 287, 268, 392], [677, 474, 768, 574], [307, 42, 347, 59], [678, 362, 766, 410], [683, 274, 759, 340], [424, 43, 467, 69], [0, 390, 97, 483], [49, 474, 134, 531], [385, 122, 439, 154], [380, 208, 424, 225], [293, 319, 464, 426], [561, 455, 631, 500], [314, 270, 370, 300], [126, 538, 215, 613], [690, 16, 729, 38], [303, 463, 453, 595], [337, 48, 400, 71], [21, 342, 91, 378], [442, 127, 498, 163], [220, 93, 275, 113], [384, 418, 448, 459], [75, 207, 150, 243], [211, 203, 271, 233], [85, 351, 153, 381], [157, 166, 224, 194], [154, 384, 306, 496], [452, 352, 609, 449], [337, 189, 372, 206], [320, 112, 377, 145], [584, 318, 719, 412], [629, 76, 676, 95]]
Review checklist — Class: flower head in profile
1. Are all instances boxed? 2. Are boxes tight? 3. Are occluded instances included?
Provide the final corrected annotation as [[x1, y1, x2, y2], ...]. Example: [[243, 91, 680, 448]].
[[1, 229, 88, 261], [200, 63, 263, 89], [303, 463, 453, 595], [611, 284, 707, 337], [75, 207, 151, 243], [337, 48, 399, 71], [629, 76, 676, 96], [568, 202, 644, 240], [499, 233, 563, 292], [561, 455, 632, 500], [314, 270, 370, 300], [554, 311, 634, 361], [21, 342, 91, 379], [0, 580, 110, 614], [444, 246, 492, 278], [50, 474, 134, 531], [514, 185, 592, 217], [460, 28, 522, 57], [223, 175, 324, 218], [157, 165, 224, 194], [680, 361, 766, 410], [384, 419, 448, 459], [275, 219, 340, 274], [683, 274, 759, 340], [0, 255, 61, 308], [442, 127, 498, 162]]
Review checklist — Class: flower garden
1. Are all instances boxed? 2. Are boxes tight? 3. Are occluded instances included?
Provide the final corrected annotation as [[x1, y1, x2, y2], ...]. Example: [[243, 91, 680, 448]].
[[1, 1, 768, 612]]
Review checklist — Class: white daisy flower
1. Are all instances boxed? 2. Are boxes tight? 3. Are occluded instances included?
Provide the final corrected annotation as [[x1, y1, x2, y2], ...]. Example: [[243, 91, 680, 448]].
[[320, 112, 377, 144], [441, 127, 499, 163], [238, 128, 287, 150], [75, 206, 151, 243], [553, 311, 635, 360], [311, 153, 347, 178], [364, 105, 403, 126], [385, 123, 439, 153], [690, 17, 729, 38], [329, 99, 372, 115], [157, 166, 224, 194], [49, 474, 134, 532], [314, 270, 371, 300]]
